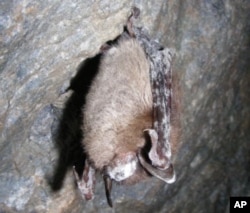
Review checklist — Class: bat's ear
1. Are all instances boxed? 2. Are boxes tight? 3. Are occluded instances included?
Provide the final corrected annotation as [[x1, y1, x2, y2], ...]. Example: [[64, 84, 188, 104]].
[[73, 160, 96, 200], [137, 150, 176, 183]]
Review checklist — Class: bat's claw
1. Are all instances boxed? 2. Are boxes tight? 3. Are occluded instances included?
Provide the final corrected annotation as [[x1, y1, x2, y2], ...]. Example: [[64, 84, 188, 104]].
[[127, 7, 140, 37], [131, 6, 140, 19], [103, 170, 113, 208]]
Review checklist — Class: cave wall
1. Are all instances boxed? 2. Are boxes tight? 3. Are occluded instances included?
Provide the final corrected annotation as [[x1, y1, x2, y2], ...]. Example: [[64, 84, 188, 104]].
[[0, 0, 250, 212]]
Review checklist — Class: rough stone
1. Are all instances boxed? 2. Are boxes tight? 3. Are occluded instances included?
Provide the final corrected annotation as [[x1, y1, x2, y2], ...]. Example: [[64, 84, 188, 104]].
[[0, 0, 250, 212]]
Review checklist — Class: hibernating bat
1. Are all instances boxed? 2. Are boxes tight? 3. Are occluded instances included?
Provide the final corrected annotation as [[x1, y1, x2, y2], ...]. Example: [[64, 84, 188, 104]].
[[73, 7, 181, 207]]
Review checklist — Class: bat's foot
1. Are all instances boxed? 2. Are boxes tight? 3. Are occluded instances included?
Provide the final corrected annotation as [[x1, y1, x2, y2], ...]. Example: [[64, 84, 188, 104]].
[[131, 6, 140, 19], [73, 160, 96, 201], [127, 7, 140, 37]]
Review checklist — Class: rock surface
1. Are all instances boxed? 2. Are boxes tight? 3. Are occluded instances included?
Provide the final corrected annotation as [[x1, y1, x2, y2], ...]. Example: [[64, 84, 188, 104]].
[[0, 0, 250, 212]]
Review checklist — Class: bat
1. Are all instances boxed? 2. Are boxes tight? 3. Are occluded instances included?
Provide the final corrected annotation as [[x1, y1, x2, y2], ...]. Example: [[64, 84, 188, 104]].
[[73, 7, 180, 207]]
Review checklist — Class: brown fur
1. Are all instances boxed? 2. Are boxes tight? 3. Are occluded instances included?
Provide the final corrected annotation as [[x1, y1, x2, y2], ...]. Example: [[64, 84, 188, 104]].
[[82, 38, 181, 184], [82, 38, 152, 170]]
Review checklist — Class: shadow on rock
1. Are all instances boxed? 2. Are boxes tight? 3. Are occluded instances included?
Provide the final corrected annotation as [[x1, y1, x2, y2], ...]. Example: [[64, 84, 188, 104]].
[[48, 54, 102, 191]]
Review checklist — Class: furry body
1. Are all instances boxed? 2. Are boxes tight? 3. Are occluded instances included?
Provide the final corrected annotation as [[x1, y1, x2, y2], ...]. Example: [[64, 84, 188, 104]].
[[82, 38, 153, 183]]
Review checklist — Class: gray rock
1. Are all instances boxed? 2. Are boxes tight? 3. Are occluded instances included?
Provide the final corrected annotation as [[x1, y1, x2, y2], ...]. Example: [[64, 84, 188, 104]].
[[0, 0, 250, 212]]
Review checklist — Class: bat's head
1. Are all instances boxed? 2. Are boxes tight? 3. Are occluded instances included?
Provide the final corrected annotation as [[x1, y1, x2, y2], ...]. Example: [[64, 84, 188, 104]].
[[104, 152, 146, 184], [102, 143, 176, 207], [103, 148, 176, 185]]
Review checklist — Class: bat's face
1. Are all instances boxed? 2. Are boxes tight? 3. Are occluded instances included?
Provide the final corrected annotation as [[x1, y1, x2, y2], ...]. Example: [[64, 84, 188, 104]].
[[102, 142, 176, 207], [105, 152, 138, 182], [103, 136, 176, 185], [103, 151, 152, 185]]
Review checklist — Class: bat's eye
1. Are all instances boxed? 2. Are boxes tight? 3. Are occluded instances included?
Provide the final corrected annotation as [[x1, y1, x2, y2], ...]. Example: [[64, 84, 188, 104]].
[[113, 171, 125, 180]]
